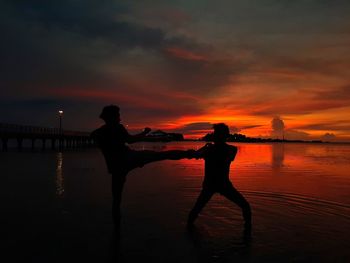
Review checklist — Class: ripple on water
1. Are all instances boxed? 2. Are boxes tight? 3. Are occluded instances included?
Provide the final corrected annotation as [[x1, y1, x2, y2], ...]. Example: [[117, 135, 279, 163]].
[[246, 190, 350, 219], [181, 189, 350, 262], [246, 191, 350, 260]]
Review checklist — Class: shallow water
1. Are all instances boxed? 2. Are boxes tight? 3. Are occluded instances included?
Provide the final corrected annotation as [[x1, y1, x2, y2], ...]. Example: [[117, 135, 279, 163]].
[[2, 142, 350, 262]]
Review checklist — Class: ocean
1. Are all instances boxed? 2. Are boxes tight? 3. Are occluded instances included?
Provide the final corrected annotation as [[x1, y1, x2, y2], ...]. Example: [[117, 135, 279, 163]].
[[2, 142, 350, 262]]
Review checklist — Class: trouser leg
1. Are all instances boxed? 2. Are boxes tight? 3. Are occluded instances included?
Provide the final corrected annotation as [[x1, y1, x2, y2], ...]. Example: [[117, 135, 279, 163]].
[[161, 150, 189, 160], [140, 150, 190, 164], [111, 173, 126, 227], [188, 189, 214, 225], [221, 184, 251, 226]]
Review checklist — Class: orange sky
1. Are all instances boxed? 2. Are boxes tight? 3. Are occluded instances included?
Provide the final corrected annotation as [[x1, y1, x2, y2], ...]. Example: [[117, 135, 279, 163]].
[[1, 1, 350, 142]]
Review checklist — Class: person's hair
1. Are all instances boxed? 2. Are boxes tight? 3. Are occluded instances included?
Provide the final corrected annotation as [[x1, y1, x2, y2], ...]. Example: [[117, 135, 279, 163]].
[[213, 123, 230, 139], [99, 105, 120, 121]]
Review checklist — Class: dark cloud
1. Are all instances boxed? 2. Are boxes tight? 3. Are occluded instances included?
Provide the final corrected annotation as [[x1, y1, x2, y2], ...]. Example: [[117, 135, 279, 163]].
[[261, 56, 350, 78], [1, 0, 244, 99], [240, 125, 263, 130], [295, 121, 350, 132], [272, 116, 285, 131], [250, 85, 350, 116], [0, 97, 103, 130], [2, 1, 162, 48], [230, 126, 241, 133], [161, 51, 247, 93], [169, 123, 262, 135], [1, 0, 350, 139], [1, 2, 109, 91], [321, 133, 336, 142], [271, 116, 285, 138], [314, 86, 350, 101], [0, 1, 193, 92], [123, 105, 203, 127], [170, 122, 212, 133]]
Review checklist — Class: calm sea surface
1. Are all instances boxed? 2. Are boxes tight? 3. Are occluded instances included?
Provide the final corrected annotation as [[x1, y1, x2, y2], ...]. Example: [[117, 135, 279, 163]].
[[2, 142, 350, 262]]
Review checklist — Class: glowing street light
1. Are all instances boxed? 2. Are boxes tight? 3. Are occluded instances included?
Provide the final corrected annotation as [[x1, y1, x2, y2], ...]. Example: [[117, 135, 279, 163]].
[[58, 110, 64, 149], [58, 110, 63, 134]]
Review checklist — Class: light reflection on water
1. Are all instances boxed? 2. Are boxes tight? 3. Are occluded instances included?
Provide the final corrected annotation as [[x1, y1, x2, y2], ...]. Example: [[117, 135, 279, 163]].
[[271, 143, 285, 169], [55, 152, 64, 198], [128, 141, 350, 203], [2, 142, 350, 262], [125, 142, 350, 261]]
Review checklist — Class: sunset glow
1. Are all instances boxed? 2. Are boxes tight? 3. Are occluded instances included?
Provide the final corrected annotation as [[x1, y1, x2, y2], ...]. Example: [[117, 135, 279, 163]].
[[1, 1, 350, 141]]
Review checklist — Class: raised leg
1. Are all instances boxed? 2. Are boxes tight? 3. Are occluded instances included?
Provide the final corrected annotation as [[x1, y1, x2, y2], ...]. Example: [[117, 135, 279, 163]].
[[159, 150, 194, 160], [142, 149, 193, 162], [127, 149, 194, 170]]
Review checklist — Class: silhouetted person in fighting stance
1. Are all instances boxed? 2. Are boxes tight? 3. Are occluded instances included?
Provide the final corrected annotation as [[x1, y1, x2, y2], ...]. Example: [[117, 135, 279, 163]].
[[187, 123, 252, 232], [91, 105, 193, 229]]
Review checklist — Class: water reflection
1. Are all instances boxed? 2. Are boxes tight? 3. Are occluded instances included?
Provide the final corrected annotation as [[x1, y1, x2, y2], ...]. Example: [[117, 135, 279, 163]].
[[186, 225, 251, 262], [56, 152, 65, 198], [271, 143, 284, 170]]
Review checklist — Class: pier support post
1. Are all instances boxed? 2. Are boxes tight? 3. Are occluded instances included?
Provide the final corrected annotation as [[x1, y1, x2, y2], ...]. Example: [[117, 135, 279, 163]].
[[51, 139, 56, 150], [59, 137, 63, 150]]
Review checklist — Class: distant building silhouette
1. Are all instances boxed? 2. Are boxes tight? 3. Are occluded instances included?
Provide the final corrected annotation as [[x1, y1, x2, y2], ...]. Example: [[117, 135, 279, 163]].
[[146, 130, 184, 141]]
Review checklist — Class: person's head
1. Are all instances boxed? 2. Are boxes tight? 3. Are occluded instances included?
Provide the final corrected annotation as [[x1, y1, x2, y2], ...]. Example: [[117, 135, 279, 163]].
[[213, 123, 230, 143], [99, 105, 120, 123]]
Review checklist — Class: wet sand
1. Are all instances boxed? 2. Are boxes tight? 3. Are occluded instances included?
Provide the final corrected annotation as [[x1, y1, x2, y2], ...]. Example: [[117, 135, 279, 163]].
[[2, 142, 350, 262]]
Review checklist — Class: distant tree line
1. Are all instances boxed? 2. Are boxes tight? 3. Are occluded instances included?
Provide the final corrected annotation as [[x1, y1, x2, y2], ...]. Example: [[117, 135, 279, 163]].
[[141, 130, 324, 143], [202, 132, 323, 143]]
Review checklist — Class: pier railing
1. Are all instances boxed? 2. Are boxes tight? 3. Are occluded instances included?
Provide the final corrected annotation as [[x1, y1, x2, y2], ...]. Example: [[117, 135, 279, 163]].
[[0, 123, 93, 151]]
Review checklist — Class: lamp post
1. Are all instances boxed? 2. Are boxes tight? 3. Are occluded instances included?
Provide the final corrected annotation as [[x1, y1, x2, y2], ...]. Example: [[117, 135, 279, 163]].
[[58, 110, 63, 133], [58, 110, 63, 149]]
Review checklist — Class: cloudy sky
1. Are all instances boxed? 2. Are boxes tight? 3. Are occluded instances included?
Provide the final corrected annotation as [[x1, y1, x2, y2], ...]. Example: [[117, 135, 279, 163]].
[[1, 0, 350, 141]]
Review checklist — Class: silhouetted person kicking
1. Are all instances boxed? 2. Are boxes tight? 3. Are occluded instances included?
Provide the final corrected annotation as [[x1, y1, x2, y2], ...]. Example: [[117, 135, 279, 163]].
[[91, 105, 193, 229], [187, 123, 252, 232]]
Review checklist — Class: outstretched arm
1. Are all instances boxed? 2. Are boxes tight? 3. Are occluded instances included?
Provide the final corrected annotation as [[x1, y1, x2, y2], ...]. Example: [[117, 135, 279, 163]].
[[189, 143, 211, 159]]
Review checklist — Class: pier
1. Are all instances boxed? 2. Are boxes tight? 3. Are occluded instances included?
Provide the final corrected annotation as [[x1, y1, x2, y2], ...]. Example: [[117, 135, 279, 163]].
[[0, 123, 94, 151]]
